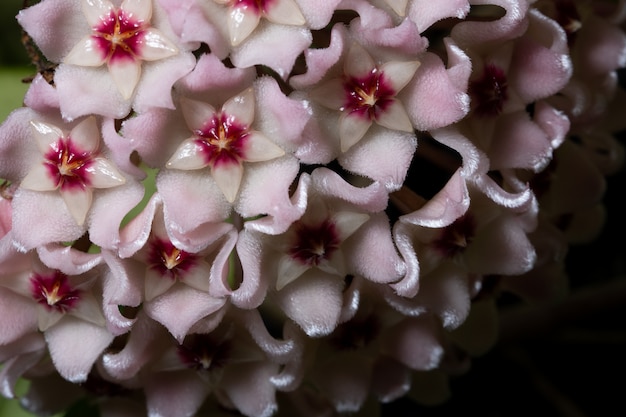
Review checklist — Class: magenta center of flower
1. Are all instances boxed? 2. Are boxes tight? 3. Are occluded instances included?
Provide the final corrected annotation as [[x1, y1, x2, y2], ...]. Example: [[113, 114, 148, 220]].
[[343, 69, 396, 120], [30, 271, 81, 313], [288, 218, 341, 266], [43, 138, 94, 191], [195, 112, 249, 168], [432, 213, 476, 258], [92, 9, 147, 63], [148, 237, 198, 280], [469, 64, 508, 117], [177, 334, 232, 372], [232, 0, 275, 14]]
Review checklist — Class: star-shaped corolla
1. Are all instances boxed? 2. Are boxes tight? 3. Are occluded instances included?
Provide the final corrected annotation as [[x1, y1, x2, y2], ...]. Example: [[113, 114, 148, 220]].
[[166, 88, 285, 203], [139, 209, 213, 302], [275, 198, 369, 291], [28, 269, 105, 332], [64, 0, 179, 99], [20, 116, 126, 226], [216, 0, 306, 46], [311, 43, 420, 152]]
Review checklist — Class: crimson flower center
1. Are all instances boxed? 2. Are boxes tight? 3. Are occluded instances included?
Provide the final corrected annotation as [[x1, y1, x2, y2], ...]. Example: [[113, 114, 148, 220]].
[[92, 9, 147, 63], [432, 213, 476, 258], [289, 218, 341, 266], [232, 0, 275, 14], [343, 69, 396, 120], [148, 237, 198, 280], [44, 138, 94, 191], [196, 112, 249, 167], [177, 334, 232, 372], [469, 64, 509, 117], [30, 271, 81, 313]]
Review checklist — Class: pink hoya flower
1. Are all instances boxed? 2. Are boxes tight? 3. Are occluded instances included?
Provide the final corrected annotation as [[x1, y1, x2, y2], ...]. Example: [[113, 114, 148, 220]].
[[159, 0, 312, 77], [0, 78, 144, 251], [17, 0, 196, 119], [310, 42, 420, 152], [20, 116, 126, 226], [1, 0, 625, 416], [0, 248, 115, 383], [63, 0, 179, 100], [167, 88, 286, 203]]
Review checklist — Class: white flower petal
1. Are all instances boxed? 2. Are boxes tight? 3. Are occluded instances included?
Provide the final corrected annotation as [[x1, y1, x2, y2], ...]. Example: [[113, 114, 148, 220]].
[[69, 116, 100, 154], [166, 139, 208, 170], [345, 43, 376, 79], [332, 211, 370, 242], [180, 99, 217, 132], [83, 0, 115, 27], [222, 88, 255, 126], [228, 6, 261, 46], [145, 269, 176, 301], [244, 131, 284, 162], [70, 292, 106, 327], [309, 78, 346, 110], [121, 0, 152, 22], [385, 0, 409, 16], [317, 251, 346, 277], [380, 60, 421, 92], [265, 0, 306, 26], [339, 112, 372, 152], [375, 99, 414, 132], [21, 163, 58, 191], [276, 254, 310, 290], [38, 309, 63, 332], [212, 162, 243, 203], [64, 36, 107, 67], [108, 59, 141, 100], [60, 187, 93, 226], [85, 158, 126, 188], [180, 262, 212, 294], [139, 28, 178, 61], [30, 121, 64, 153]]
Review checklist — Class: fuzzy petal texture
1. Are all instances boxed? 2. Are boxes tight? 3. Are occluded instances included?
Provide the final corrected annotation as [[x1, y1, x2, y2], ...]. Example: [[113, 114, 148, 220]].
[[0, 289, 38, 345], [144, 285, 227, 342], [44, 316, 115, 383], [145, 371, 209, 417], [401, 51, 470, 131], [221, 361, 279, 417], [312, 352, 372, 413], [381, 316, 444, 371], [274, 270, 344, 337]]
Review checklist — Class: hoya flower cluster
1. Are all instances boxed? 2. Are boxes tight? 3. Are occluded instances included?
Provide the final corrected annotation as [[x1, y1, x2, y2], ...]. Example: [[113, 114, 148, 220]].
[[0, 0, 624, 416]]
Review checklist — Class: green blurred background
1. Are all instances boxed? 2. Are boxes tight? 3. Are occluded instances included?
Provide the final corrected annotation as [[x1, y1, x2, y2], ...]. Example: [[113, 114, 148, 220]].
[[1, 0, 34, 120]]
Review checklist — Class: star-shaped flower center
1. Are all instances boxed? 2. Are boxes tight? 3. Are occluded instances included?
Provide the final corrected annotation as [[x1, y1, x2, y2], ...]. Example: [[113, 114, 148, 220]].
[[343, 69, 396, 120], [311, 43, 419, 151], [64, 0, 178, 99], [92, 8, 147, 64], [469, 63, 509, 117], [167, 90, 284, 202], [288, 218, 341, 267], [196, 112, 249, 168], [432, 213, 476, 258], [148, 237, 199, 281], [30, 271, 81, 313], [20, 117, 126, 225], [177, 333, 233, 372], [275, 204, 369, 290], [44, 138, 93, 191]]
